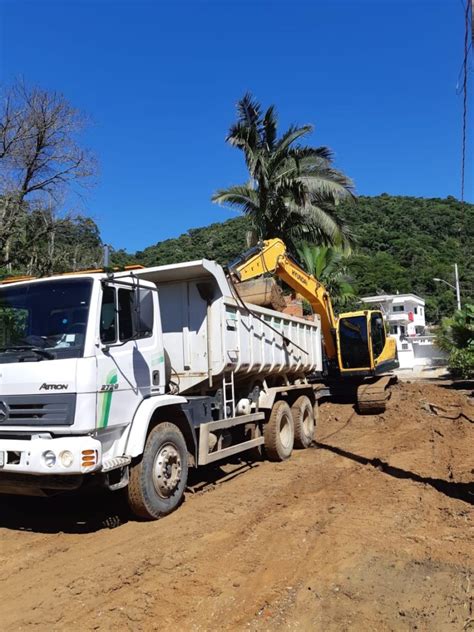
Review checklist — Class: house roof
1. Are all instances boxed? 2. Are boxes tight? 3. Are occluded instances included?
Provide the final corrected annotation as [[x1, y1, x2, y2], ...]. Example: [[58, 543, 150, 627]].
[[361, 293, 425, 305]]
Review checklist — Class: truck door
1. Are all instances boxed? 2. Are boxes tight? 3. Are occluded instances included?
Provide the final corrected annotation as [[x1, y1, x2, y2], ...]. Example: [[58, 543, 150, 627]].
[[96, 282, 155, 431]]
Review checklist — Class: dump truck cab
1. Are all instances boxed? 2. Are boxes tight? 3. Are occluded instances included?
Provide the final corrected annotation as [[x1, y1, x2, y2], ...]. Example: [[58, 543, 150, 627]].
[[0, 270, 172, 489]]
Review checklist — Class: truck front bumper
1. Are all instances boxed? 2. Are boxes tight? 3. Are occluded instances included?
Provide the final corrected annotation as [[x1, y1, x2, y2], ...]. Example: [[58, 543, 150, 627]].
[[0, 435, 102, 476]]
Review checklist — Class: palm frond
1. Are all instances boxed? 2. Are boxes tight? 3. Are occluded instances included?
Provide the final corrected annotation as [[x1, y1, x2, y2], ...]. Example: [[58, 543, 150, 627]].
[[297, 201, 350, 247], [274, 124, 313, 153], [272, 152, 333, 182], [213, 94, 356, 256], [262, 105, 277, 151], [212, 184, 259, 215], [289, 145, 334, 162], [236, 93, 261, 128], [297, 171, 356, 202]]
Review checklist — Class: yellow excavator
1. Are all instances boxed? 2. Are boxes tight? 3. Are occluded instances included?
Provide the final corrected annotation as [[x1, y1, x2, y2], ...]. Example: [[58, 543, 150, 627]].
[[228, 238, 399, 413]]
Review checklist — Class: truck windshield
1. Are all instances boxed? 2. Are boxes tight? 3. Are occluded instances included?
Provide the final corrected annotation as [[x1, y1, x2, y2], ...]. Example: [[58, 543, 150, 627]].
[[0, 278, 93, 361]]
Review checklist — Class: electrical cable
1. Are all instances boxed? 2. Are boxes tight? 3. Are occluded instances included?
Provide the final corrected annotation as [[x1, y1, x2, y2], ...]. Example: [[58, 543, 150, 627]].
[[460, 0, 472, 202]]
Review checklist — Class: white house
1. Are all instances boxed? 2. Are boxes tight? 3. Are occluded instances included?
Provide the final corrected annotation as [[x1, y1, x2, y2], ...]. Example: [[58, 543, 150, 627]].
[[360, 293, 446, 371], [361, 293, 426, 337]]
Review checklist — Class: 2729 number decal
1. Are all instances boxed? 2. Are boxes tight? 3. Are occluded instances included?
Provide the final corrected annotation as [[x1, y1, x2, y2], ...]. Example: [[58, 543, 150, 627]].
[[100, 383, 119, 392]]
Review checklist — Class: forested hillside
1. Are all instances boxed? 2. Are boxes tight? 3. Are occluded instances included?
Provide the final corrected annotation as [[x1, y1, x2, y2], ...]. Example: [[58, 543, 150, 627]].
[[112, 195, 474, 322]]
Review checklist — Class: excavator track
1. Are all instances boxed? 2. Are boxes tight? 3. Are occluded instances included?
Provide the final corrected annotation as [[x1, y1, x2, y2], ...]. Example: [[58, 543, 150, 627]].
[[357, 375, 397, 414]]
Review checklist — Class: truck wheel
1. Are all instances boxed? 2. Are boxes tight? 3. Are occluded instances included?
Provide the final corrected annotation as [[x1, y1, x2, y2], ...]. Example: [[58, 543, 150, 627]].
[[292, 395, 315, 448], [127, 422, 188, 520], [264, 400, 294, 461]]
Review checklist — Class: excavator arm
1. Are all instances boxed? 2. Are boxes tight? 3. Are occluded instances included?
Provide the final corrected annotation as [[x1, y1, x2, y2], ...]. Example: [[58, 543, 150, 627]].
[[228, 238, 338, 360]]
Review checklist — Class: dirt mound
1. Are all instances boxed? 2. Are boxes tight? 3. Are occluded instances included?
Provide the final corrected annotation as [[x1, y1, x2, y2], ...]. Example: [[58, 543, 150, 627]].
[[0, 381, 472, 631]]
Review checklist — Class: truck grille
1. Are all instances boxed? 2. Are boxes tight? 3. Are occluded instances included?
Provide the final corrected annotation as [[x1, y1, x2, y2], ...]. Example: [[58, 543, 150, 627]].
[[0, 394, 76, 426]]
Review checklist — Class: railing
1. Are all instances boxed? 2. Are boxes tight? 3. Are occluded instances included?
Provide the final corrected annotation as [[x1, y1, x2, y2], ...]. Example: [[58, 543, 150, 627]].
[[410, 335, 437, 344]]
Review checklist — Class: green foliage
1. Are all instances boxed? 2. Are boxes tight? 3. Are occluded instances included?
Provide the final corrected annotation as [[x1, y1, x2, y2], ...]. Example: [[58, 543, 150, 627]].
[[111, 216, 250, 268], [0, 204, 103, 277], [296, 243, 355, 310], [212, 93, 355, 253], [446, 348, 474, 379], [436, 304, 474, 378], [341, 195, 474, 321], [116, 194, 473, 323]]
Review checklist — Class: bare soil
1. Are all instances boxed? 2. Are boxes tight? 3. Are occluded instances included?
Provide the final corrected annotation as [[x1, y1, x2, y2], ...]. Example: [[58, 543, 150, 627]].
[[0, 381, 473, 631]]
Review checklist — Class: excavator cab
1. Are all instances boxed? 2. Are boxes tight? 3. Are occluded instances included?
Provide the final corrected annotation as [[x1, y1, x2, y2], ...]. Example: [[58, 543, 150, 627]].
[[337, 310, 398, 376]]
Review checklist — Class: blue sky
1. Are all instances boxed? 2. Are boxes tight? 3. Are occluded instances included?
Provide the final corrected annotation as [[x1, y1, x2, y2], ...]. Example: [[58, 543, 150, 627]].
[[1, 0, 472, 252]]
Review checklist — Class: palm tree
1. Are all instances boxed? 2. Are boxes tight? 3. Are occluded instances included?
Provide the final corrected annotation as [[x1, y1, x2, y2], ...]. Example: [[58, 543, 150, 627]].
[[297, 242, 356, 308], [212, 93, 355, 253]]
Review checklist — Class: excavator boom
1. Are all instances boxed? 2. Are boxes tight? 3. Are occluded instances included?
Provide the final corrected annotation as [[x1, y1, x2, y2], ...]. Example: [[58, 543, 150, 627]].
[[229, 239, 339, 359]]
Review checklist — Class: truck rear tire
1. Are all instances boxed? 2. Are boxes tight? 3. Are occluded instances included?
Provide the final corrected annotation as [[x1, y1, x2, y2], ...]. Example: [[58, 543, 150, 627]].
[[264, 400, 294, 461], [127, 422, 188, 520], [292, 395, 315, 448]]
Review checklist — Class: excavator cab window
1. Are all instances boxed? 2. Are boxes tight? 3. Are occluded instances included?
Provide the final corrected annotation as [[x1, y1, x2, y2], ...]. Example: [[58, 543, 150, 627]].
[[338, 315, 370, 369], [370, 313, 385, 360]]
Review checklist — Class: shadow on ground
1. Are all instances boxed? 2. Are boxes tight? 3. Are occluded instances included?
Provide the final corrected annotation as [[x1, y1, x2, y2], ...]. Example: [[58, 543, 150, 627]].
[[438, 379, 474, 393], [0, 458, 261, 535], [0, 489, 131, 535], [315, 441, 474, 505]]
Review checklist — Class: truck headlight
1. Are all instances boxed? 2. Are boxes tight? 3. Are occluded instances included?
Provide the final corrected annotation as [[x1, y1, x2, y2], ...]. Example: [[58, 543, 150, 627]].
[[42, 450, 56, 468], [59, 450, 74, 468]]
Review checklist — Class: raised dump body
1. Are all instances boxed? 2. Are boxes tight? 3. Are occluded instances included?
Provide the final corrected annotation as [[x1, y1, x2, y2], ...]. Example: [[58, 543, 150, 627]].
[[136, 259, 323, 394]]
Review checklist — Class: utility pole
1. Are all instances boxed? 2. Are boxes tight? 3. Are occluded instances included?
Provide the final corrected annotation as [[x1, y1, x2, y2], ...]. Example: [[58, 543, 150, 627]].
[[454, 263, 461, 310], [433, 265, 462, 310]]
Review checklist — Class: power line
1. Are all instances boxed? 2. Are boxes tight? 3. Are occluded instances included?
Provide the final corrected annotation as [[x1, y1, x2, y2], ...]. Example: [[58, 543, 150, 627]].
[[460, 0, 473, 202]]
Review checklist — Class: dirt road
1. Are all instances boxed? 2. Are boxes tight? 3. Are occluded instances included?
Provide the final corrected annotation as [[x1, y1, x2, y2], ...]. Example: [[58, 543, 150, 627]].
[[0, 381, 473, 631]]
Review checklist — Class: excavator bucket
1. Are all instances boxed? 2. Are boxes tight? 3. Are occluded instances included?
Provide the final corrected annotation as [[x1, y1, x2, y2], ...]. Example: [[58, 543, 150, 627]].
[[234, 278, 286, 311]]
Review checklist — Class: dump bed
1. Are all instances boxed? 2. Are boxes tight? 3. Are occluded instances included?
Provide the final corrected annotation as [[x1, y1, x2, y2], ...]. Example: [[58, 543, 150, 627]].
[[136, 260, 323, 394]]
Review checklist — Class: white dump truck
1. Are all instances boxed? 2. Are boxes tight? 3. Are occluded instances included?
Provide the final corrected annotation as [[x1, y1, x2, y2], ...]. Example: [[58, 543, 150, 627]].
[[0, 259, 324, 519]]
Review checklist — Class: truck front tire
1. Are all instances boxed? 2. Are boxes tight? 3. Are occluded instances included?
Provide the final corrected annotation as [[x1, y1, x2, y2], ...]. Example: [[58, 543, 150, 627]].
[[128, 422, 188, 520], [292, 395, 315, 448], [264, 400, 294, 461]]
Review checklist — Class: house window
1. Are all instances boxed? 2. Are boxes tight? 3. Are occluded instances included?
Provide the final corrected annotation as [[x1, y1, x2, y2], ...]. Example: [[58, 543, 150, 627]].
[[413, 307, 418, 315], [393, 305, 404, 312], [400, 325, 406, 336]]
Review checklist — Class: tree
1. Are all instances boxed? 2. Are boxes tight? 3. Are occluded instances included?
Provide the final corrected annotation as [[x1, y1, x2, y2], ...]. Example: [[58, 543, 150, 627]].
[[297, 242, 356, 309], [436, 304, 474, 378], [212, 93, 355, 254], [28, 214, 103, 275], [0, 81, 96, 270], [0, 210, 103, 278]]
